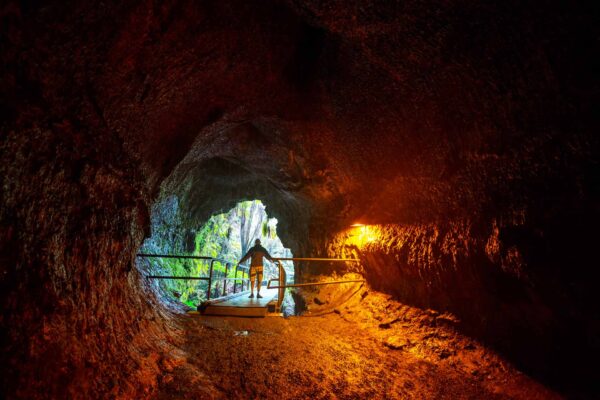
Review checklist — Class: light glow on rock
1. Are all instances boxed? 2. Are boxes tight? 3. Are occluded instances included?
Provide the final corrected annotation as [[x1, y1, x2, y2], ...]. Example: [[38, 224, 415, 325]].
[[346, 224, 379, 248]]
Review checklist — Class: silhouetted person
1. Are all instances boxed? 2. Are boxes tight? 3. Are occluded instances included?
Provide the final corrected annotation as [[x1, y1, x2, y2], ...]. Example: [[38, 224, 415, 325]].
[[239, 239, 274, 298]]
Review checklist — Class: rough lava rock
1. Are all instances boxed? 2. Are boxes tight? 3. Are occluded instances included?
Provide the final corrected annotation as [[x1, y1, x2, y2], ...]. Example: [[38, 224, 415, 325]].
[[1, 0, 598, 398]]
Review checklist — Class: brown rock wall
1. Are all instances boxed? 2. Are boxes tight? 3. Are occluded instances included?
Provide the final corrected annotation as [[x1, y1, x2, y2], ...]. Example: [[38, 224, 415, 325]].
[[1, 0, 598, 397]]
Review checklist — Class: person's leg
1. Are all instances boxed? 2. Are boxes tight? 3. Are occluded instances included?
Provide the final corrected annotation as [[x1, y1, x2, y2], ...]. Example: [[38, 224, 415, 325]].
[[249, 267, 256, 298], [256, 267, 263, 297]]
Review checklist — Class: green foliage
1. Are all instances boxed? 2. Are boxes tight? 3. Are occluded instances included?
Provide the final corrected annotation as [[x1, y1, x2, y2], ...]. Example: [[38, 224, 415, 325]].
[[143, 199, 293, 306], [147, 256, 211, 304]]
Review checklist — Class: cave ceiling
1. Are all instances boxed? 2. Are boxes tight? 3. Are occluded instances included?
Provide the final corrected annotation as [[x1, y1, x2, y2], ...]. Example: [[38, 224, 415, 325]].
[[3, 0, 595, 234]]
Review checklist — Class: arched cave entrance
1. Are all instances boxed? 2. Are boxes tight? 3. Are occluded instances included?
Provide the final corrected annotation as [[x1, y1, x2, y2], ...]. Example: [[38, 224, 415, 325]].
[[136, 198, 295, 311]]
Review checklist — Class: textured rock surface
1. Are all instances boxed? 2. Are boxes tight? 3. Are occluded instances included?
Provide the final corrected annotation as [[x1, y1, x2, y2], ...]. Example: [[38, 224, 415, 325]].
[[299, 279, 559, 399], [155, 309, 559, 400], [324, 223, 599, 391], [1, 0, 598, 398], [0, 120, 182, 398]]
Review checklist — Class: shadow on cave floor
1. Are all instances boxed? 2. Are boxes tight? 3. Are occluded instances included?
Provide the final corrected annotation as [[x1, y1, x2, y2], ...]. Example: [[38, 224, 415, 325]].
[[154, 282, 559, 400]]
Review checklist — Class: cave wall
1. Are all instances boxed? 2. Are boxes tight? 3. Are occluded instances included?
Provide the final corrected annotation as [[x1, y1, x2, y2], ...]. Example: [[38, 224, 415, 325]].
[[0, 1, 324, 397], [323, 217, 599, 392], [0, 114, 186, 398], [1, 0, 598, 398]]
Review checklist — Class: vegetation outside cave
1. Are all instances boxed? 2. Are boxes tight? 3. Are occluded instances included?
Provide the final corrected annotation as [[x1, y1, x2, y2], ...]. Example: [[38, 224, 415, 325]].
[[139, 199, 294, 307]]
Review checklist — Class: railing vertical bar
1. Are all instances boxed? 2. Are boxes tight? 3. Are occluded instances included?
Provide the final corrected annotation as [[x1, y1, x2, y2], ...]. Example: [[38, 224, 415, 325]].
[[233, 264, 239, 293], [277, 260, 284, 312], [207, 259, 215, 300], [223, 263, 229, 297]]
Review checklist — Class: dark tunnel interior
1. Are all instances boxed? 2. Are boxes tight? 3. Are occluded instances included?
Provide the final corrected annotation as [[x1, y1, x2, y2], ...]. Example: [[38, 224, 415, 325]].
[[1, 1, 599, 399]]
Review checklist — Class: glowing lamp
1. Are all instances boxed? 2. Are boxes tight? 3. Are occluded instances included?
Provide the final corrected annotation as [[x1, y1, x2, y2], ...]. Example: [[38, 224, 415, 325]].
[[347, 223, 378, 246]]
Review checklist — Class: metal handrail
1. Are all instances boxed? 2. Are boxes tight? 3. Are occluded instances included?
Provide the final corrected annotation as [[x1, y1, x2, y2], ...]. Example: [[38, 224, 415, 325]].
[[266, 257, 362, 312], [272, 257, 360, 262], [147, 275, 209, 280], [138, 254, 362, 311], [136, 254, 250, 300], [267, 279, 365, 289], [137, 253, 213, 260]]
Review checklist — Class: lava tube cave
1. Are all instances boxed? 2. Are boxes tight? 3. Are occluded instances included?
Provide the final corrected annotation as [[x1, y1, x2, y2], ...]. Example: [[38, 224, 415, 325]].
[[0, 1, 598, 399]]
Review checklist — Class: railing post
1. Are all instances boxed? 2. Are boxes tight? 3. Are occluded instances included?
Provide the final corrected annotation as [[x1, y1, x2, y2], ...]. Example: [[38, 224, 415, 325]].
[[207, 259, 215, 300], [233, 264, 239, 293], [223, 262, 229, 297], [277, 260, 286, 312], [242, 268, 246, 291]]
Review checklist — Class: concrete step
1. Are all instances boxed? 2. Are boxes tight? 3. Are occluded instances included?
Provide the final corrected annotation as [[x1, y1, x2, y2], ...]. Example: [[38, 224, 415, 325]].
[[197, 288, 279, 317]]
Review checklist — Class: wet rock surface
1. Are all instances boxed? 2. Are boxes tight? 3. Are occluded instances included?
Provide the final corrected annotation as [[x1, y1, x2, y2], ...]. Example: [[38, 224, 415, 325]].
[[298, 280, 559, 399], [324, 222, 599, 392], [156, 308, 558, 400]]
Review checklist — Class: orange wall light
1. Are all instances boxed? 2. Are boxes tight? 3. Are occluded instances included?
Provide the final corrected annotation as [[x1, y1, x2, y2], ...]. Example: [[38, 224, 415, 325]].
[[347, 223, 378, 247]]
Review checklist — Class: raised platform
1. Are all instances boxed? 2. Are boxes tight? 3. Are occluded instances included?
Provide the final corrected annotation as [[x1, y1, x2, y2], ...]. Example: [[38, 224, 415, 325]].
[[198, 287, 278, 317]]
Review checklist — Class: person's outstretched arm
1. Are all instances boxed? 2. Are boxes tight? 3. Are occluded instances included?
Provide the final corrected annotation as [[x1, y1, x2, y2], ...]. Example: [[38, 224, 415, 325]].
[[239, 249, 252, 264], [263, 247, 275, 263]]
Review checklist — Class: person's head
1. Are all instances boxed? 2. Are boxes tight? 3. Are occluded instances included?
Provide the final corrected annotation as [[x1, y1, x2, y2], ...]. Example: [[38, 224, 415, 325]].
[[255, 239, 261, 246]]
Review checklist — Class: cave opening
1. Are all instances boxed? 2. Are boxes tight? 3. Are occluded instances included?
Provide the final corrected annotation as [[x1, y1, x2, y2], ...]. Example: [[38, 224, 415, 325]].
[[137, 198, 295, 309]]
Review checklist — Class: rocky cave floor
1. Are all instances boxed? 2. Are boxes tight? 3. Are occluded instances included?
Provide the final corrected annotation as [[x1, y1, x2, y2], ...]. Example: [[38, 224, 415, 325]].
[[153, 278, 559, 399]]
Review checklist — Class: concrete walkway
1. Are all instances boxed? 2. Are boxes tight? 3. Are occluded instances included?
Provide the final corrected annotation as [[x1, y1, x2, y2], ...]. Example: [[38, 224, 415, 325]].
[[200, 287, 278, 317]]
